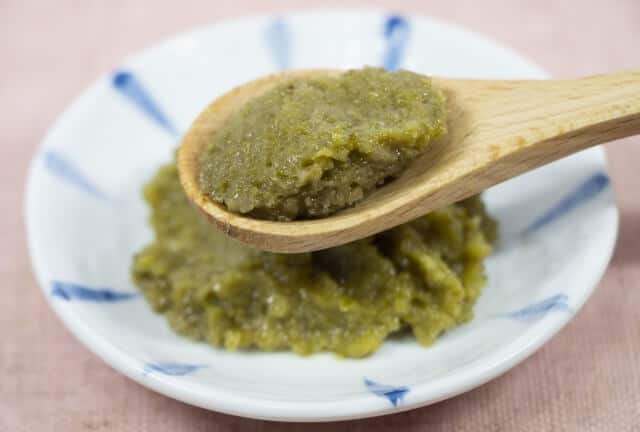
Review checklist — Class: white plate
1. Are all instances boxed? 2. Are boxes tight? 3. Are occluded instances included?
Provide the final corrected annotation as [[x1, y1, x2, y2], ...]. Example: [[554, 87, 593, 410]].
[[25, 9, 618, 422]]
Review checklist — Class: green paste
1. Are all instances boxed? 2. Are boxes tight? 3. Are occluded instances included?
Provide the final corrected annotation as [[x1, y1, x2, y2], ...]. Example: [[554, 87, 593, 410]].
[[132, 163, 496, 357], [199, 68, 447, 221]]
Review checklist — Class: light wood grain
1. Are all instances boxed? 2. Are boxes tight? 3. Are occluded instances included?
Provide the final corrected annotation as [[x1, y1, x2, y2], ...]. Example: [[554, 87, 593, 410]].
[[178, 70, 640, 253]]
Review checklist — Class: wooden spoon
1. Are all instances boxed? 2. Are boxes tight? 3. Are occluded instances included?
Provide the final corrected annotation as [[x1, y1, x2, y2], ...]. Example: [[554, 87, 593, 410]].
[[178, 69, 640, 253]]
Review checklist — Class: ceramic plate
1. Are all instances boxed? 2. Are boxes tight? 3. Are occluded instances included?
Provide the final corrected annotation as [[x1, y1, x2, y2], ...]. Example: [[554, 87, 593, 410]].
[[26, 10, 618, 422]]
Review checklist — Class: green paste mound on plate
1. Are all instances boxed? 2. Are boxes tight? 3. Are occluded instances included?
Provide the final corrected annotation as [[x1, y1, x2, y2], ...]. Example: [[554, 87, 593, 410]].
[[199, 67, 447, 221], [132, 163, 496, 357]]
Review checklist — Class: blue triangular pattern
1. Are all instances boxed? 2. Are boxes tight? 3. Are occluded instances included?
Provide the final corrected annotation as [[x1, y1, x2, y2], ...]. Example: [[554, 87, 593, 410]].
[[44, 150, 107, 199], [505, 294, 571, 321], [265, 18, 290, 71], [364, 378, 409, 407], [382, 15, 410, 71], [50, 281, 137, 302], [112, 71, 179, 137], [143, 362, 207, 376], [524, 173, 610, 234]]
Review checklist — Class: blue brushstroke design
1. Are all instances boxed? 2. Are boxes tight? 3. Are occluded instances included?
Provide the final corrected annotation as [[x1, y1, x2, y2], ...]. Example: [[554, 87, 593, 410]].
[[51, 281, 137, 302], [364, 378, 409, 407], [504, 294, 571, 321], [43, 150, 107, 199], [265, 17, 290, 70], [382, 15, 410, 71], [112, 71, 179, 136], [524, 173, 610, 234], [143, 362, 207, 376]]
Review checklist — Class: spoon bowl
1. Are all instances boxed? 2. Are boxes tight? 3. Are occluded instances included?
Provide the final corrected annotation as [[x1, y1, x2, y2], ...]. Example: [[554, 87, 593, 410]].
[[178, 69, 640, 253]]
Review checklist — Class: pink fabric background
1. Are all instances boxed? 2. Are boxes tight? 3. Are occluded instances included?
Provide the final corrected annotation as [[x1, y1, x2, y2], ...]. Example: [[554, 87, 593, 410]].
[[2, 1, 639, 430]]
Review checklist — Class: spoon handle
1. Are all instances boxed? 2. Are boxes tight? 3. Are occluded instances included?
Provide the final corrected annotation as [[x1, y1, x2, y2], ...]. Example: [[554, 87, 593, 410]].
[[538, 71, 640, 152], [487, 71, 640, 162], [437, 71, 640, 191]]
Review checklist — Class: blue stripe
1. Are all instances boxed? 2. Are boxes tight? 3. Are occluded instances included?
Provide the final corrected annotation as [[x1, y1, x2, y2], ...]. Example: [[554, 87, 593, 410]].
[[51, 281, 137, 302], [382, 15, 410, 71], [524, 173, 610, 234], [504, 294, 571, 321], [112, 71, 179, 136], [265, 18, 290, 70], [44, 150, 107, 199], [143, 362, 207, 376], [364, 378, 409, 407]]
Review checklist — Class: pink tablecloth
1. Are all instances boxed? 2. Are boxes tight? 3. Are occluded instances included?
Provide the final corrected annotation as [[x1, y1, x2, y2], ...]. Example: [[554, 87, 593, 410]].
[[2, 1, 639, 430]]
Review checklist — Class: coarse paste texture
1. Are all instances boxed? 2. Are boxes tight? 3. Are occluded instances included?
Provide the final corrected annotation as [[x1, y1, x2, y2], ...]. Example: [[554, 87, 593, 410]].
[[132, 163, 497, 357], [199, 68, 447, 221]]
